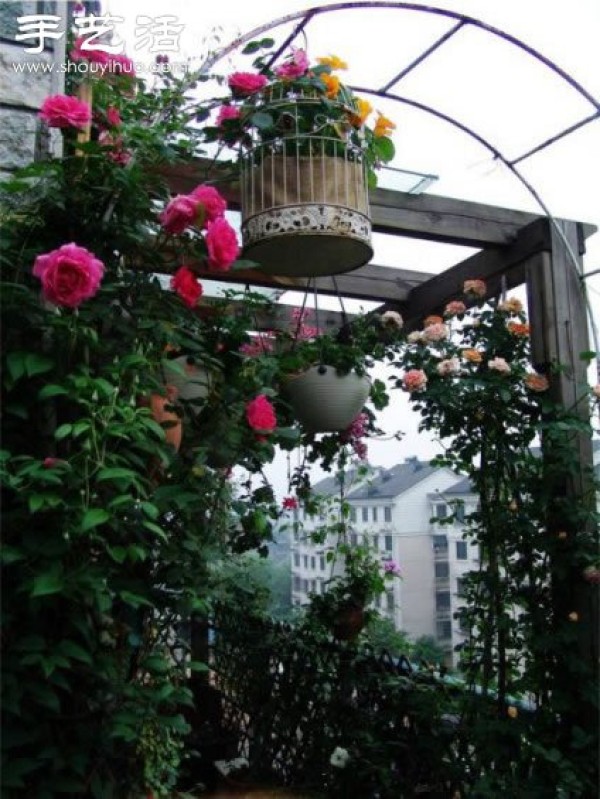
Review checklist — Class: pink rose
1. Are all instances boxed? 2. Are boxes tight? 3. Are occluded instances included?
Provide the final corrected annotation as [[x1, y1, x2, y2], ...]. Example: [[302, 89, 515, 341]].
[[39, 94, 91, 129], [105, 106, 122, 127], [423, 323, 448, 342], [70, 37, 110, 65], [488, 357, 511, 375], [275, 48, 310, 80], [444, 300, 466, 317], [205, 218, 240, 272], [33, 243, 104, 308], [160, 195, 200, 234], [98, 130, 131, 165], [403, 369, 428, 393], [383, 560, 401, 576], [464, 279, 486, 298], [189, 184, 227, 225], [171, 266, 203, 309], [246, 394, 277, 433], [437, 358, 460, 376], [282, 496, 299, 510], [216, 105, 241, 126], [228, 71, 268, 96]]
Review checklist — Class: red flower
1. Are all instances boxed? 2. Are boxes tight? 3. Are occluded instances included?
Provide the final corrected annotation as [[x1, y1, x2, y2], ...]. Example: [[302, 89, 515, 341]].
[[189, 184, 227, 226], [160, 195, 200, 235], [245, 395, 277, 433], [227, 71, 268, 96], [171, 266, 203, 309], [282, 496, 299, 510]]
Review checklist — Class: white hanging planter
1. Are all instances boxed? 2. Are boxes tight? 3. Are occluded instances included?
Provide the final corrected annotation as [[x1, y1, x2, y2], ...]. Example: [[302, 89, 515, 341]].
[[163, 356, 214, 414], [285, 364, 371, 433]]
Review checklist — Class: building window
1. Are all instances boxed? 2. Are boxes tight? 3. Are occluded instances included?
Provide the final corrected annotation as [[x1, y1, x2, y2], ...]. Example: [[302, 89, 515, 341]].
[[456, 578, 466, 597], [349, 506, 357, 522], [293, 575, 301, 591], [434, 503, 447, 519], [310, 556, 316, 570], [386, 591, 395, 612], [436, 591, 451, 610], [437, 620, 452, 639], [454, 503, 465, 524], [293, 553, 300, 567], [350, 533, 358, 547], [293, 526, 300, 542], [456, 541, 468, 560], [384, 506, 392, 523], [372, 535, 379, 550], [372, 506, 378, 522], [384, 535, 393, 552], [303, 555, 308, 568], [320, 555, 326, 571], [433, 534, 448, 553], [362, 507, 369, 522], [435, 562, 449, 579]]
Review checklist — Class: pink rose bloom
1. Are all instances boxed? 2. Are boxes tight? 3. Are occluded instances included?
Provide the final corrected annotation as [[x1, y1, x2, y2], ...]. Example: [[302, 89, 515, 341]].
[[444, 300, 466, 317], [239, 336, 274, 357], [228, 71, 268, 96], [70, 37, 110, 65], [171, 265, 203, 309], [39, 94, 91, 129], [190, 184, 227, 225], [437, 358, 460, 376], [216, 105, 241, 126], [498, 297, 523, 314], [98, 130, 131, 165], [275, 48, 310, 80], [403, 369, 428, 393], [488, 357, 511, 375], [407, 330, 424, 344], [282, 496, 299, 510], [160, 195, 200, 234], [464, 279, 486, 298], [33, 243, 104, 308], [246, 394, 277, 433], [205, 218, 240, 272], [106, 106, 122, 127], [423, 322, 448, 342]]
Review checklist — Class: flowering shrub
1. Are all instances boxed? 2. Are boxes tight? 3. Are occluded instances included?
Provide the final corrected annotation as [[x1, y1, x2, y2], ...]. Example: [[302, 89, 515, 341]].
[[204, 42, 396, 188]]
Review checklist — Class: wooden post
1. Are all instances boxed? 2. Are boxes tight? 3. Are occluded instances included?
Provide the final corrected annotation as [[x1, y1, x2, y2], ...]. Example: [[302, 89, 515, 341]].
[[76, 82, 93, 150], [525, 218, 598, 728]]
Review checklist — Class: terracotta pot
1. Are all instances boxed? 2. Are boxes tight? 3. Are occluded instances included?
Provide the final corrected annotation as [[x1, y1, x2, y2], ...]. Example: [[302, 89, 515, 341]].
[[285, 365, 371, 433], [149, 385, 182, 451], [332, 603, 366, 641]]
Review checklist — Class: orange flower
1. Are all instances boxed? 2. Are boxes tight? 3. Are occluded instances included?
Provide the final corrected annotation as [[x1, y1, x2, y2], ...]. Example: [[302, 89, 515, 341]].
[[424, 315, 443, 327], [507, 322, 530, 337], [498, 297, 523, 314], [525, 373, 549, 392], [373, 113, 396, 138], [317, 54, 348, 70], [348, 97, 372, 127], [320, 73, 341, 99], [507, 706, 518, 719], [463, 349, 483, 364]]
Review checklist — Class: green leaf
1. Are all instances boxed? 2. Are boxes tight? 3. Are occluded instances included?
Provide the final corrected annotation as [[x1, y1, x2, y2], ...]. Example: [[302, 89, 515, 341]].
[[81, 508, 110, 531], [97, 467, 137, 483], [54, 423, 73, 440], [372, 136, 395, 163], [107, 545, 127, 564], [32, 568, 64, 597], [25, 353, 54, 377], [119, 590, 153, 609], [59, 640, 93, 665], [38, 384, 68, 399], [6, 351, 27, 382]]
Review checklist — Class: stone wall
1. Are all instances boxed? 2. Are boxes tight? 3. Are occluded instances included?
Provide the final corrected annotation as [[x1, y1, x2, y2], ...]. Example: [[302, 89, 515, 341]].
[[0, 1, 67, 175]]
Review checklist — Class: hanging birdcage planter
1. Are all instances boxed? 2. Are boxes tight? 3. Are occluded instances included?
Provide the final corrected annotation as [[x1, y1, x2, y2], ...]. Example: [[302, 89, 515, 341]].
[[240, 91, 373, 278]]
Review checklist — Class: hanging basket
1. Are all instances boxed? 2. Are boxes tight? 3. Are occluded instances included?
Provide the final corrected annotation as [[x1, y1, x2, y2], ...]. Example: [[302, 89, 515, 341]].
[[239, 94, 373, 277], [285, 365, 371, 433]]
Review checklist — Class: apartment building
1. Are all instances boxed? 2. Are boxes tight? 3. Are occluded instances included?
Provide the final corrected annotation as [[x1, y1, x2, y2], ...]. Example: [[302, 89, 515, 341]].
[[290, 459, 480, 665]]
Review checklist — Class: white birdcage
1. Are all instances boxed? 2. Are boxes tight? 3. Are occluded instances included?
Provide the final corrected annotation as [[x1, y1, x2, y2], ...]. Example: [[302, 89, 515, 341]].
[[239, 88, 373, 277]]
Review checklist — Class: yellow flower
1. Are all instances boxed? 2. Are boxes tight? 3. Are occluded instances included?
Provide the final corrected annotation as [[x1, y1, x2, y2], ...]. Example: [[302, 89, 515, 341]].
[[321, 73, 341, 99], [373, 113, 396, 138], [463, 348, 483, 364], [348, 97, 373, 127], [507, 706, 518, 719], [317, 55, 348, 70]]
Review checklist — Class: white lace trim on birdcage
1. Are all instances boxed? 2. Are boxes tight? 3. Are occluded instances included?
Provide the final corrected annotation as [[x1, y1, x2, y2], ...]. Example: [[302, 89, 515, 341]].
[[242, 204, 372, 245]]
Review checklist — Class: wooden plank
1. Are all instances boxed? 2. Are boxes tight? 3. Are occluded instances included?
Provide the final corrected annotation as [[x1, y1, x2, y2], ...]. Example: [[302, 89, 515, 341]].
[[400, 217, 553, 324], [159, 160, 597, 247]]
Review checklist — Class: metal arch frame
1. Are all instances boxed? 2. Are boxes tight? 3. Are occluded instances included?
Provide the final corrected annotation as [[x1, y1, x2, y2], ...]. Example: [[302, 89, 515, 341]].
[[197, 1, 599, 354]]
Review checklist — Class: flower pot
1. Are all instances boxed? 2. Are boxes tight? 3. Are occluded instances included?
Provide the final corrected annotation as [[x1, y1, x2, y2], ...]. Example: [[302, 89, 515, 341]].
[[285, 365, 371, 433], [162, 356, 214, 415], [149, 386, 182, 451], [332, 603, 366, 641], [240, 152, 372, 277]]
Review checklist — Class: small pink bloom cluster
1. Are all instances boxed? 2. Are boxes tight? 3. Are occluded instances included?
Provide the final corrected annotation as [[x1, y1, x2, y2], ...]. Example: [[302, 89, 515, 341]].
[[33, 243, 104, 308], [160, 185, 240, 275], [282, 496, 299, 510], [341, 412, 369, 460], [488, 357, 511, 375], [437, 358, 460, 377], [383, 559, 401, 576], [239, 335, 275, 357], [275, 48, 310, 80], [444, 300, 466, 317]]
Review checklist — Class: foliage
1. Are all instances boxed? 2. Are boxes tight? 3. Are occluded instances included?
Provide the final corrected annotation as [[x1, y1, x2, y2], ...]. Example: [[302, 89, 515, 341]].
[[394, 285, 599, 796]]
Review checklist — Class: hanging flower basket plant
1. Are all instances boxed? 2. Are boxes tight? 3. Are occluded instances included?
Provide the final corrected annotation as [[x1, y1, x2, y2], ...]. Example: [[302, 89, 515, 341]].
[[205, 46, 396, 277]]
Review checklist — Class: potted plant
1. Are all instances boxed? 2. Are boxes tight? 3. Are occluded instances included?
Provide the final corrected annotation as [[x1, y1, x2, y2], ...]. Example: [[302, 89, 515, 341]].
[[204, 44, 396, 277]]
